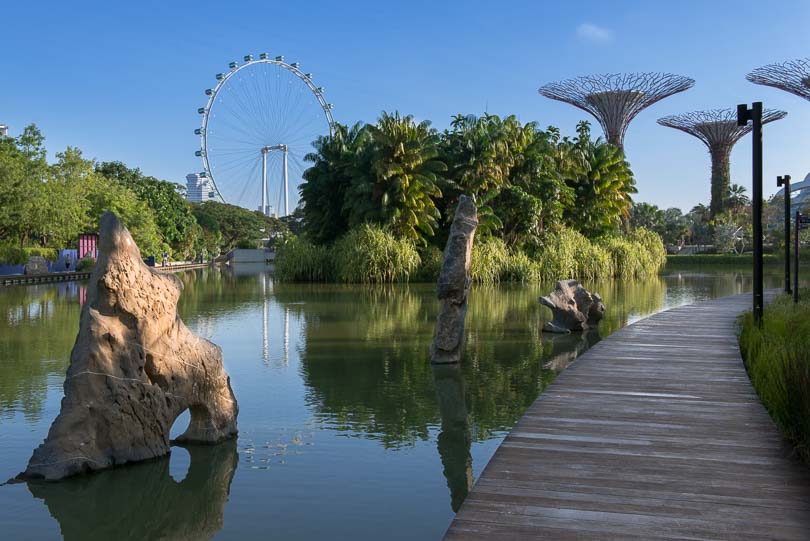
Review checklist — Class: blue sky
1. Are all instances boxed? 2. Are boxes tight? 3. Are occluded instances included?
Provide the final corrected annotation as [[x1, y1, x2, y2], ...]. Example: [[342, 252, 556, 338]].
[[2, 0, 809, 212]]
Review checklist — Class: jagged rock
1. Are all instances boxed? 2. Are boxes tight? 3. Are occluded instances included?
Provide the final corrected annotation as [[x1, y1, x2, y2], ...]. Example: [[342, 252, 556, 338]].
[[430, 195, 478, 364], [540, 279, 606, 334], [24, 256, 49, 275], [20, 212, 238, 481]]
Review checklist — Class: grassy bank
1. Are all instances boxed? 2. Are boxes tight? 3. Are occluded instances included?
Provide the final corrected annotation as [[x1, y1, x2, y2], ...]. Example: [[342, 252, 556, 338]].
[[739, 291, 810, 463], [275, 225, 666, 284]]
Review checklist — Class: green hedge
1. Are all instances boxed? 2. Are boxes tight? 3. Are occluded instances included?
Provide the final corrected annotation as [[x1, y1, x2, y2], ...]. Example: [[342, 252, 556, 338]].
[[739, 292, 810, 463], [0, 246, 59, 265], [333, 224, 420, 283]]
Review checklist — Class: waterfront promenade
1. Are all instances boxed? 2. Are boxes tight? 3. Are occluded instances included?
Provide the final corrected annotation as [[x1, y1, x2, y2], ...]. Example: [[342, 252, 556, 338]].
[[445, 293, 810, 540]]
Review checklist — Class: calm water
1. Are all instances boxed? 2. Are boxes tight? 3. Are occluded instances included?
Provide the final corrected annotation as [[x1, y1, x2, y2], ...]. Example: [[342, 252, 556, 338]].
[[0, 266, 794, 540]]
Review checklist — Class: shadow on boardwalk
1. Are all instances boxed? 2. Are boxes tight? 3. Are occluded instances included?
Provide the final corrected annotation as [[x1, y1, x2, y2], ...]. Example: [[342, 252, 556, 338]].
[[445, 293, 810, 540]]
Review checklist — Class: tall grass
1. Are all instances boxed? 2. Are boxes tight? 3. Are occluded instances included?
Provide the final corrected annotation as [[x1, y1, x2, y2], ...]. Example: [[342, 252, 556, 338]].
[[739, 292, 810, 463], [333, 224, 420, 283], [274, 236, 334, 282], [470, 237, 509, 284]]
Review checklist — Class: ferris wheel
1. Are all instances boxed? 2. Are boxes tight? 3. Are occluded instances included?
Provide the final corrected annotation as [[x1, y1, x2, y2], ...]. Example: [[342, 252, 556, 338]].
[[195, 53, 336, 216]]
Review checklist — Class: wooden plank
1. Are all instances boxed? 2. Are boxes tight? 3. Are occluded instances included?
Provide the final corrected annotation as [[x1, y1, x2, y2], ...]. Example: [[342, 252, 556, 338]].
[[444, 292, 810, 539]]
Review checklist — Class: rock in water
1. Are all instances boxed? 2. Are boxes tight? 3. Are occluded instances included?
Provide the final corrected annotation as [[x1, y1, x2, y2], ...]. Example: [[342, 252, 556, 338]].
[[540, 279, 606, 334], [430, 195, 478, 364], [20, 212, 238, 481]]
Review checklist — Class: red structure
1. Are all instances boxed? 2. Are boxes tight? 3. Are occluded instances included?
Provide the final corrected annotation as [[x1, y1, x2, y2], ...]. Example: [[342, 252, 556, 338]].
[[78, 233, 98, 260]]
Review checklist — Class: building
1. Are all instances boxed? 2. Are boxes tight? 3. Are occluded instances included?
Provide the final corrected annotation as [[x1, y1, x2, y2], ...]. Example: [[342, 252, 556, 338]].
[[775, 172, 810, 212], [185, 173, 218, 203], [0, 124, 8, 137]]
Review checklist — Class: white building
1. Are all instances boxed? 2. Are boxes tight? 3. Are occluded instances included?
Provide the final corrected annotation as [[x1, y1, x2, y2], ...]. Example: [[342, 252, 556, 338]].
[[186, 173, 218, 203], [0, 124, 8, 137]]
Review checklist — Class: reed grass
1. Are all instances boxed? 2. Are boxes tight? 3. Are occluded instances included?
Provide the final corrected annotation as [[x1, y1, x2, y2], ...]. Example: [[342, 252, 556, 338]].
[[739, 292, 810, 463]]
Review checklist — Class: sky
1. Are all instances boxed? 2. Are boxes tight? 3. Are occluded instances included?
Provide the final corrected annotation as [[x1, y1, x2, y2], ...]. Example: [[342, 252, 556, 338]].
[[2, 0, 809, 213]]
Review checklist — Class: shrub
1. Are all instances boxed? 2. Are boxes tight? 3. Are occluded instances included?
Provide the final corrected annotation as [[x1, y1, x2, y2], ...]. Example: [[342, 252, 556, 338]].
[[413, 245, 444, 283], [0, 246, 59, 265], [604, 237, 643, 279], [501, 250, 542, 283], [76, 256, 96, 271], [470, 237, 509, 284], [274, 236, 333, 282], [628, 227, 667, 274], [333, 224, 420, 283], [739, 292, 810, 463]]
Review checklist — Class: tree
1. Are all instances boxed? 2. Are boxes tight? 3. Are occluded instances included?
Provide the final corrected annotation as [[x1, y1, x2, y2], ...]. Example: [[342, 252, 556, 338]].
[[192, 201, 269, 253], [300, 122, 367, 244], [96, 161, 198, 258], [345, 112, 445, 245], [560, 122, 636, 238]]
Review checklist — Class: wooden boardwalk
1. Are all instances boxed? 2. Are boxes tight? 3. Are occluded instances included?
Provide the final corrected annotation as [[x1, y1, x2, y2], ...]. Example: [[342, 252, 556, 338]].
[[445, 294, 810, 540]]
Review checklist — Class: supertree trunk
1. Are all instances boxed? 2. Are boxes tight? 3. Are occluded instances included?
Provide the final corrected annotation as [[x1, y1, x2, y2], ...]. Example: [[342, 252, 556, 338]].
[[709, 147, 731, 218]]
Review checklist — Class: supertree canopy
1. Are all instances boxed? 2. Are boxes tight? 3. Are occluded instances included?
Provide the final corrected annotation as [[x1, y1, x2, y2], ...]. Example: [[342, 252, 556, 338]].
[[658, 109, 787, 217], [539, 72, 695, 148], [747, 58, 810, 102]]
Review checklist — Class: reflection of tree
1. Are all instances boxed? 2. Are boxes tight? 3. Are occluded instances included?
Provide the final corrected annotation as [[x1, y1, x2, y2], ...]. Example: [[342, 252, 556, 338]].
[[27, 441, 238, 541], [0, 284, 79, 421], [432, 364, 472, 512]]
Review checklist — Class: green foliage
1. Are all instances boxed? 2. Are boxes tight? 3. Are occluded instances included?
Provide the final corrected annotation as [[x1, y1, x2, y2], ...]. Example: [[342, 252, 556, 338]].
[[96, 161, 198, 257], [470, 237, 509, 284], [274, 236, 334, 282], [501, 250, 542, 283], [0, 246, 57, 264], [666, 254, 782, 266], [76, 256, 96, 271], [191, 201, 286, 254], [412, 245, 443, 283], [333, 224, 420, 283], [740, 292, 810, 462], [628, 227, 667, 273]]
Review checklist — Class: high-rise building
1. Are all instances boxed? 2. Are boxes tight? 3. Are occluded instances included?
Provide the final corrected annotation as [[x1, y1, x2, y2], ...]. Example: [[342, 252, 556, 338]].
[[186, 173, 218, 203], [0, 124, 8, 137]]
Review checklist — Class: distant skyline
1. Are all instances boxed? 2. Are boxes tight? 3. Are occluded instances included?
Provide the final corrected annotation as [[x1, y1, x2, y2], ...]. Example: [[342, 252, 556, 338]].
[[2, 0, 809, 212]]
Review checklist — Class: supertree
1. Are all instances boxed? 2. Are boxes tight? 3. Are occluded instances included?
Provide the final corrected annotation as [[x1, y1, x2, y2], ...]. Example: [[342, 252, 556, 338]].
[[538, 72, 695, 149], [747, 58, 810, 102], [657, 109, 787, 217]]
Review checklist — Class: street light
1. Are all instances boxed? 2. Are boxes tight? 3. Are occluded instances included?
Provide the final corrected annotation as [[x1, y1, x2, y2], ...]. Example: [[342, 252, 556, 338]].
[[737, 102, 764, 323], [777, 175, 791, 294]]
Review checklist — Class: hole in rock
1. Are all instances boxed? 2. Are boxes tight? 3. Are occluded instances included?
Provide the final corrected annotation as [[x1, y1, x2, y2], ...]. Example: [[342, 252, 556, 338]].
[[170, 409, 190, 441], [168, 445, 190, 482]]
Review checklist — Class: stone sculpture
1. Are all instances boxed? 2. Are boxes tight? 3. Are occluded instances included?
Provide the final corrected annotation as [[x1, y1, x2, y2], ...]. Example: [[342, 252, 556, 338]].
[[20, 212, 238, 481], [540, 279, 605, 334], [24, 256, 49, 275], [430, 195, 478, 364]]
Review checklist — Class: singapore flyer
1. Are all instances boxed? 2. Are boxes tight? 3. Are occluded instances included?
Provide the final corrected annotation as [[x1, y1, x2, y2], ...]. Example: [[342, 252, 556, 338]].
[[196, 53, 335, 216]]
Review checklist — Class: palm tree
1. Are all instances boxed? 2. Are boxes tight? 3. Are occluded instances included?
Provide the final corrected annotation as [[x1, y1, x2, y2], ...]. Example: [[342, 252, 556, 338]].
[[345, 112, 446, 244], [726, 183, 750, 211], [300, 122, 368, 244]]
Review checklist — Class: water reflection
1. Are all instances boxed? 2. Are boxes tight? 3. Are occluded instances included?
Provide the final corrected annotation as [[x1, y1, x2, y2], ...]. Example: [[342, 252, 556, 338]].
[[0, 265, 802, 539], [433, 364, 473, 512], [27, 441, 238, 541]]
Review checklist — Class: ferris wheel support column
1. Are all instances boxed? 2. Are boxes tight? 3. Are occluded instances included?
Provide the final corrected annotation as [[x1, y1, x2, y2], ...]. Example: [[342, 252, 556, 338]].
[[261, 148, 268, 216], [282, 144, 289, 217]]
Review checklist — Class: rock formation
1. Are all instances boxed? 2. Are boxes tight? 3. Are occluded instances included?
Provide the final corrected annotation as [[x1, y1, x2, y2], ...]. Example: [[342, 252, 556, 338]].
[[24, 256, 49, 275], [540, 279, 605, 334], [430, 195, 478, 364], [20, 212, 238, 481]]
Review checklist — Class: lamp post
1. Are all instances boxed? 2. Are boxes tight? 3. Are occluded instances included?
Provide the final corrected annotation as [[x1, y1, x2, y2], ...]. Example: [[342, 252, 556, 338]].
[[737, 102, 764, 323], [777, 175, 791, 294]]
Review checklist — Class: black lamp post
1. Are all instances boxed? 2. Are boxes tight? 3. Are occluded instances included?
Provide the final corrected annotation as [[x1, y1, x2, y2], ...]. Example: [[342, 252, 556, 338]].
[[777, 175, 791, 294], [737, 102, 764, 323]]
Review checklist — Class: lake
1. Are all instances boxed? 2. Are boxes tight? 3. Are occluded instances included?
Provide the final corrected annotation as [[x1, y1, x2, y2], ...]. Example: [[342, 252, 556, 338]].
[[0, 265, 796, 539]]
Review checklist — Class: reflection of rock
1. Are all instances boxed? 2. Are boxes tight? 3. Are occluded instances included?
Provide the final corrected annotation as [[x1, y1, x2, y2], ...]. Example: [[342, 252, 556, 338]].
[[27, 440, 238, 541], [431, 195, 478, 364], [21, 212, 238, 481], [432, 364, 473, 512], [24, 256, 49, 275], [540, 279, 605, 333], [542, 330, 600, 372]]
